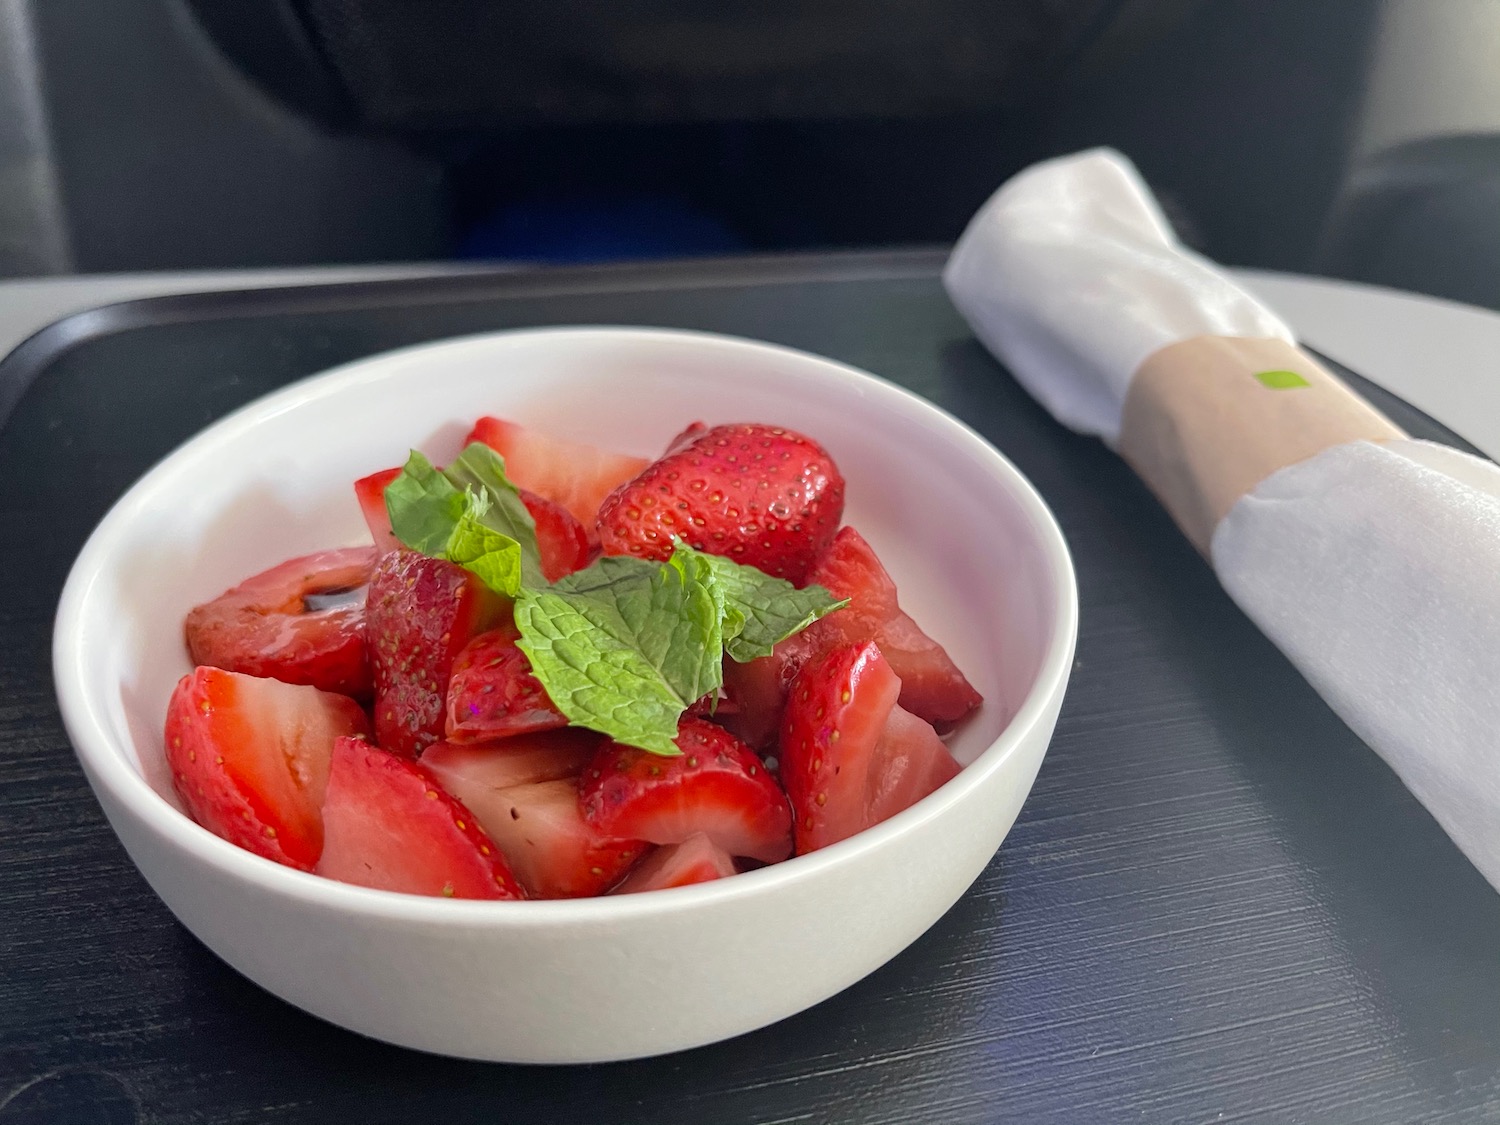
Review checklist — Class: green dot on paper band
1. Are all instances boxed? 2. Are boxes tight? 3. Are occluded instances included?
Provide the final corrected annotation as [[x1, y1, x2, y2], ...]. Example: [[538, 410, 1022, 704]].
[[1254, 369, 1311, 390]]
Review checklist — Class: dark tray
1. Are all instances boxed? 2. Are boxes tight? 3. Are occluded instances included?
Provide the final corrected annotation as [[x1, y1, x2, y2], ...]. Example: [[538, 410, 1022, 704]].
[[3, 251, 1497, 1125]]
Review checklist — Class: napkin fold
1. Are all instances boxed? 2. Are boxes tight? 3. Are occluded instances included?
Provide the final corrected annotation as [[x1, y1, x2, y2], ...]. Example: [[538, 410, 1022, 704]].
[[943, 149, 1292, 445], [945, 148, 1500, 891]]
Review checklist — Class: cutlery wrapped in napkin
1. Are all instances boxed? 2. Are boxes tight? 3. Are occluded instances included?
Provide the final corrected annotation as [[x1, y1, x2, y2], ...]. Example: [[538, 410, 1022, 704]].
[[945, 147, 1500, 892]]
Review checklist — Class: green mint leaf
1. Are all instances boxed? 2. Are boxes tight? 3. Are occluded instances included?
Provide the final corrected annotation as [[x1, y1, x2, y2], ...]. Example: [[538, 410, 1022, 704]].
[[445, 498, 524, 598], [385, 450, 471, 556], [384, 444, 544, 595], [671, 543, 848, 662], [442, 443, 544, 587], [513, 555, 723, 755], [385, 449, 529, 596]]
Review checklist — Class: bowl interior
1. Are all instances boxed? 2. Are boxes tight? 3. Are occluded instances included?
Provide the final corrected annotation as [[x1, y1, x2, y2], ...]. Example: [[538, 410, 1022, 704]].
[[61, 328, 1067, 833]]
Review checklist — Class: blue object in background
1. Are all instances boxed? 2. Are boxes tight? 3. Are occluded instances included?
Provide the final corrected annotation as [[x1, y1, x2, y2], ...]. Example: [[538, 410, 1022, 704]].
[[458, 194, 747, 263]]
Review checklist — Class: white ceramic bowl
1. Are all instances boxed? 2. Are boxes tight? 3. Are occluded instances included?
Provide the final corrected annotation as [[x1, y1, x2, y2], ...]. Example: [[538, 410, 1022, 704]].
[[54, 326, 1076, 1063]]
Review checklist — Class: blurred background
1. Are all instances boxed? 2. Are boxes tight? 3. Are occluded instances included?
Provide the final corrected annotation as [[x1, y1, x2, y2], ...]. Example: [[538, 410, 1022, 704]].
[[2, 0, 1499, 310]]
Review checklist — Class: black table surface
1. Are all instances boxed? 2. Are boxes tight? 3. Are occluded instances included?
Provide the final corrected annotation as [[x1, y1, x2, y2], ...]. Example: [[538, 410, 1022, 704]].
[[3, 250, 1499, 1125]]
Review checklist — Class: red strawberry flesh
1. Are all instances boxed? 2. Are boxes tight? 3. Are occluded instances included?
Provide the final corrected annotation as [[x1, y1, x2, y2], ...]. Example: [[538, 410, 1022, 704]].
[[184, 547, 378, 698], [723, 526, 982, 744], [164, 667, 369, 870], [518, 488, 592, 581], [444, 623, 568, 744], [465, 777, 647, 898], [466, 415, 648, 530], [613, 833, 737, 894], [808, 527, 982, 730], [595, 422, 844, 584], [719, 627, 819, 750], [354, 467, 403, 553], [316, 737, 524, 899], [780, 641, 962, 854], [779, 641, 900, 853], [865, 704, 963, 828], [579, 716, 793, 863], [367, 549, 506, 757], [422, 728, 601, 799]]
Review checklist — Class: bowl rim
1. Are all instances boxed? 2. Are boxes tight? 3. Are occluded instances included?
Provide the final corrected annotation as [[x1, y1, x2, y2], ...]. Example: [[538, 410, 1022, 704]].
[[53, 324, 1078, 925]]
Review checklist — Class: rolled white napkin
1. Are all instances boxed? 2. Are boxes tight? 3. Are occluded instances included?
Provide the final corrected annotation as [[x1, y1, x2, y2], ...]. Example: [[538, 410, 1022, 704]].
[[944, 148, 1292, 445], [944, 148, 1500, 891]]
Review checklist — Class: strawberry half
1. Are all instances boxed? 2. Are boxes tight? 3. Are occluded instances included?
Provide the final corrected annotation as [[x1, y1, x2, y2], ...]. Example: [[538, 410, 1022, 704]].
[[316, 737, 524, 899], [444, 623, 568, 744], [722, 527, 982, 744], [779, 641, 960, 854], [595, 422, 845, 585], [579, 716, 793, 863], [459, 777, 648, 898], [613, 834, 737, 894], [356, 465, 590, 582], [165, 667, 369, 870], [805, 527, 982, 730], [354, 467, 403, 553], [422, 729, 601, 798], [367, 549, 506, 757], [865, 705, 962, 828], [466, 416, 649, 530], [184, 547, 378, 698]]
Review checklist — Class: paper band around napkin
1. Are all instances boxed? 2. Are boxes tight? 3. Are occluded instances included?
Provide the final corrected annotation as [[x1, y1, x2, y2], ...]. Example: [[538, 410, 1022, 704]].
[[1117, 336, 1408, 555]]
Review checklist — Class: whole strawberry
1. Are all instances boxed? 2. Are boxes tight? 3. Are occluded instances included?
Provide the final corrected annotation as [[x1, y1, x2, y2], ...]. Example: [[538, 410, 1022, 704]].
[[595, 423, 844, 584]]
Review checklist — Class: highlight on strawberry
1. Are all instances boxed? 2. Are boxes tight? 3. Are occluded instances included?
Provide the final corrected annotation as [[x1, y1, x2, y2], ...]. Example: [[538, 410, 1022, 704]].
[[166, 418, 985, 899]]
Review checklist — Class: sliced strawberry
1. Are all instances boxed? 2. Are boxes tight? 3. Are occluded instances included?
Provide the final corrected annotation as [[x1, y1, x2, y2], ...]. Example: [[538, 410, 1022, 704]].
[[443, 623, 568, 744], [780, 641, 898, 853], [422, 728, 601, 798], [466, 416, 649, 530], [780, 641, 960, 854], [463, 777, 647, 898], [367, 549, 507, 757], [719, 628, 819, 749], [595, 423, 845, 584], [805, 527, 982, 730], [809, 527, 900, 635], [165, 667, 369, 870], [354, 467, 403, 553], [579, 717, 792, 863], [184, 547, 378, 698], [865, 705, 962, 827], [612, 833, 737, 894], [723, 527, 982, 742], [316, 737, 523, 899], [519, 488, 592, 581]]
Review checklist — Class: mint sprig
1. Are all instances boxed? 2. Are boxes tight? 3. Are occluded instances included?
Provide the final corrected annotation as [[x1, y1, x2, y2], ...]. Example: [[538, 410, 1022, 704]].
[[513, 545, 845, 753], [444, 444, 543, 585], [384, 444, 542, 594], [671, 543, 848, 663], [513, 556, 724, 755], [380, 445, 844, 754]]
